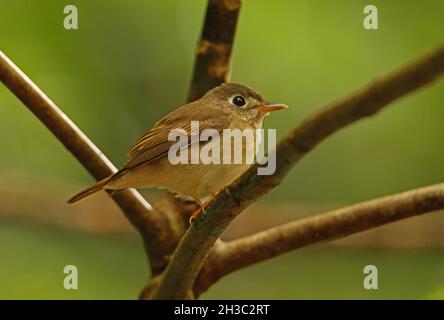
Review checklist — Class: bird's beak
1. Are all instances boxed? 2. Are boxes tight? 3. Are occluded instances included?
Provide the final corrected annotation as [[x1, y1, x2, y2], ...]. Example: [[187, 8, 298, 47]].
[[255, 103, 288, 114]]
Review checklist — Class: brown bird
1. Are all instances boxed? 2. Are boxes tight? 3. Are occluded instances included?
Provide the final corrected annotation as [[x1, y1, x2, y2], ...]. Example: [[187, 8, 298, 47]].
[[68, 83, 287, 220]]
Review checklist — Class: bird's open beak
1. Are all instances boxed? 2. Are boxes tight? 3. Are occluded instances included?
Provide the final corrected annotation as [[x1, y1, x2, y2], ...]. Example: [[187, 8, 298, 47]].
[[255, 103, 288, 114]]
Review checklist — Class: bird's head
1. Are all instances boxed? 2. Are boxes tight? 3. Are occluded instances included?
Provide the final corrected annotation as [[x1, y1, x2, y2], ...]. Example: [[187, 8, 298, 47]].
[[202, 83, 288, 126]]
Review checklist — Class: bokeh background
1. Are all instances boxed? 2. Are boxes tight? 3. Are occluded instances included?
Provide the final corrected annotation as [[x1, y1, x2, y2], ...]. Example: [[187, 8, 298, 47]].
[[1, 0, 444, 299]]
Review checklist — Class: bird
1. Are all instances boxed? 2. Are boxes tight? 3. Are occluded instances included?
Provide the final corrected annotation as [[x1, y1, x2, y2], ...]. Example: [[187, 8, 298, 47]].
[[68, 83, 288, 221]]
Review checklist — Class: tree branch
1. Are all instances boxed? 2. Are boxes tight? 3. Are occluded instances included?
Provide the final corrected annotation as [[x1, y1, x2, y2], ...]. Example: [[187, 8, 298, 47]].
[[194, 182, 444, 295], [0, 50, 179, 273], [153, 44, 444, 299], [187, 0, 241, 102]]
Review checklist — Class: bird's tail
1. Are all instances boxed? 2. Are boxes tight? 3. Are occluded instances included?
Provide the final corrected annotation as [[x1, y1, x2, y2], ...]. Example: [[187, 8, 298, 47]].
[[68, 176, 112, 204]]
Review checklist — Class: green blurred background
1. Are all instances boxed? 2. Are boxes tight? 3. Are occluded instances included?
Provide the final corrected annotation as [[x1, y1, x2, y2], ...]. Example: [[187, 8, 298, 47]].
[[0, 0, 444, 299]]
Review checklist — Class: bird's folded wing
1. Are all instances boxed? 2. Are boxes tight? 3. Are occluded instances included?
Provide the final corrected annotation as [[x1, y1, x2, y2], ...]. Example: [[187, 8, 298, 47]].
[[122, 103, 230, 170]]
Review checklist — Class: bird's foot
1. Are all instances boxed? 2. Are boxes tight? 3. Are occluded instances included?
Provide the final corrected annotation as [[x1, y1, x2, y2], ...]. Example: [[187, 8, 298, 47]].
[[188, 190, 219, 224], [208, 188, 219, 198], [189, 206, 203, 224]]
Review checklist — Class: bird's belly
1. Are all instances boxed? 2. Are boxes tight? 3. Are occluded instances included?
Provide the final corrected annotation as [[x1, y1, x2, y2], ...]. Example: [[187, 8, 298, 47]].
[[109, 160, 251, 201], [162, 162, 251, 201], [199, 163, 250, 195]]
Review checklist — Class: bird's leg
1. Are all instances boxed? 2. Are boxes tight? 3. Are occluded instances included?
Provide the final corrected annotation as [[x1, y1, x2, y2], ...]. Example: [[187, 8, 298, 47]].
[[189, 189, 219, 224], [189, 199, 204, 224], [208, 188, 218, 198]]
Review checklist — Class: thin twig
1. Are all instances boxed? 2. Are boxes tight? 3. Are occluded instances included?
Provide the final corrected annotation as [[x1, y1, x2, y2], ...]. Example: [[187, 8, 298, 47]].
[[194, 182, 444, 295], [153, 45, 444, 299], [0, 50, 178, 273]]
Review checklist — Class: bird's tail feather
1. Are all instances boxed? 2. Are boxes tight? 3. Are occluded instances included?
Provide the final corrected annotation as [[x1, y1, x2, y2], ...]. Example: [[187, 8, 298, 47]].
[[68, 176, 111, 204]]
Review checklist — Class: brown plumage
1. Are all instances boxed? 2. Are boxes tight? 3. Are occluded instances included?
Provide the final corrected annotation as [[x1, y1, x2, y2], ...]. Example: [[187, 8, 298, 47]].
[[68, 83, 287, 205]]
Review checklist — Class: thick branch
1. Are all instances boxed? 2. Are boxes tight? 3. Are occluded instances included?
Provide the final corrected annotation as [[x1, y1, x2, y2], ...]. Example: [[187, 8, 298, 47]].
[[187, 0, 241, 102], [153, 45, 444, 299], [0, 50, 178, 273], [194, 182, 444, 295]]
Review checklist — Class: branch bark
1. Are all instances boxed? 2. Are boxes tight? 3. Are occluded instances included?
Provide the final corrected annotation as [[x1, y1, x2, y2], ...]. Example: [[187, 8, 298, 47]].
[[153, 44, 444, 299], [194, 182, 444, 295], [0, 50, 179, 273], [187, 0, 241, 102]]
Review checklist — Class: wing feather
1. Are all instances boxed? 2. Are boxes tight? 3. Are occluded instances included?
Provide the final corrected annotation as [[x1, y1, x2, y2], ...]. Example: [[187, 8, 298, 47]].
[[123, 102, 229, 170]]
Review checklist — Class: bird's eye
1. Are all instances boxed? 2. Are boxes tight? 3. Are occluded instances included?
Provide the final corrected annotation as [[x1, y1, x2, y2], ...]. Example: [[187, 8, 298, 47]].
[[232, 95, 246, 107]]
